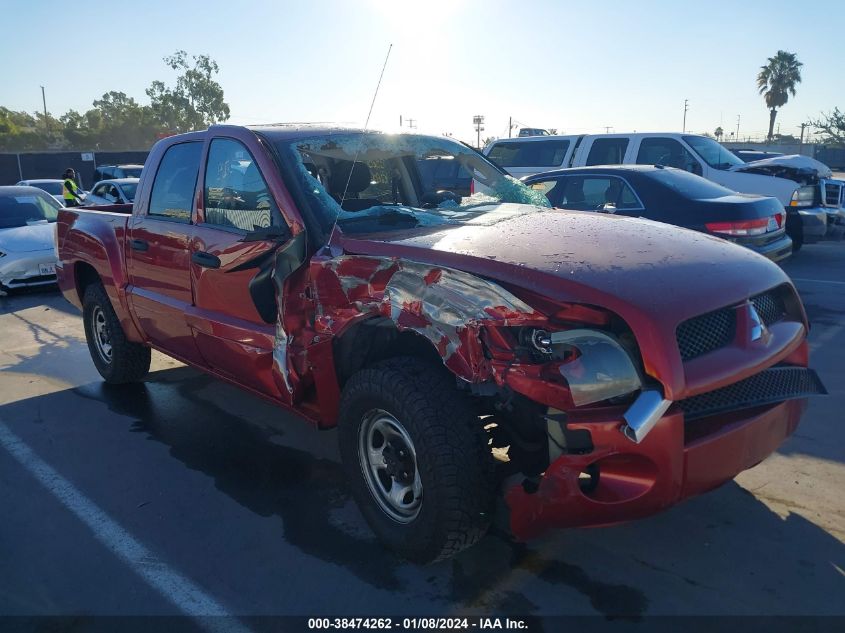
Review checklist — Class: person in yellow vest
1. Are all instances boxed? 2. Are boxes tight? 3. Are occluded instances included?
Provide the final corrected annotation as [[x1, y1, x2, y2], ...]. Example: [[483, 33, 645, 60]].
[[62, 168, 84, 207]]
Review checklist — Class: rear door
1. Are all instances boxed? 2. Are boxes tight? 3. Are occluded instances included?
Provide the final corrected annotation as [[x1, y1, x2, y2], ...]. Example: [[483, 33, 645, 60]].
[[126, 140, 204, 363], [539, 174, 645, 215], [187, 132, 298, 400], [633, 136, 703, 175], [581, 137, 631, 166]]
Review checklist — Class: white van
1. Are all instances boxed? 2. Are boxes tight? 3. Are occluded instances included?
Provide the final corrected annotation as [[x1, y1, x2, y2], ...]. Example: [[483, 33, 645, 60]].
[[485, 132, 834, 242]]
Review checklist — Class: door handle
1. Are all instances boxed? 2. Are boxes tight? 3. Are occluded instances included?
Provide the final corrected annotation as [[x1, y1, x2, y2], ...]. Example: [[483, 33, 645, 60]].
[[130, 239, 149, 252], [191, 251, 221, 269]]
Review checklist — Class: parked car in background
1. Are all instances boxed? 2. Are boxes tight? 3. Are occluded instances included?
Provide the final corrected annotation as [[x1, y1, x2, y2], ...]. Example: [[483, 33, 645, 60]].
[[416, 156, 472, 197], [730, 149, 785, 163], [92, 164, 143, 182], [518, 128, 550, 137], [15, 179, 67, 205], [736, 154, 845, 244], [523, 165, 792, 261], [0, 186, 60, 292], [56, 125, 825, 562], [485, 133, 834, 248], [85, 178, 139, 206]]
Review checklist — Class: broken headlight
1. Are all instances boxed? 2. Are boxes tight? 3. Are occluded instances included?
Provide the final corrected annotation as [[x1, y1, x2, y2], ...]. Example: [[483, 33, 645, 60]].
[[789, 186, 816, 208], [547, 329, 642, 407]]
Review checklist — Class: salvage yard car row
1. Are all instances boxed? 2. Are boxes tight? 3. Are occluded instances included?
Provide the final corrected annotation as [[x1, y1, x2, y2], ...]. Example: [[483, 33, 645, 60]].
[[485, 132, 845, 249], [49, 124, 827, 562]]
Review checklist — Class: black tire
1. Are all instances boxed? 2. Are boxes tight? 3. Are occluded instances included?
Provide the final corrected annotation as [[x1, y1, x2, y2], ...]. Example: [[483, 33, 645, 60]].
[[82, 282, 151, 383], [338, 357, 495, 563]]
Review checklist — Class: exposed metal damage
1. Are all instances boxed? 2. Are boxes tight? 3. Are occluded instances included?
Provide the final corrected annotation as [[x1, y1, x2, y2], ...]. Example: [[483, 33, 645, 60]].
[[310, 255, 544, 380]]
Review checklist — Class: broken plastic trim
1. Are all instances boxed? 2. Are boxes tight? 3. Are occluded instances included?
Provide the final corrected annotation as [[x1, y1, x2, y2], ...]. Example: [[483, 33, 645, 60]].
[[622, 390, 673, 444], [550, 329, 642, 407]]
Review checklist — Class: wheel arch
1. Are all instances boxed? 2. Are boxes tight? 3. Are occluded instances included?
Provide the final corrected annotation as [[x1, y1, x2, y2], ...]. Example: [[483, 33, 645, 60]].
[[333, 316, 446, 389]]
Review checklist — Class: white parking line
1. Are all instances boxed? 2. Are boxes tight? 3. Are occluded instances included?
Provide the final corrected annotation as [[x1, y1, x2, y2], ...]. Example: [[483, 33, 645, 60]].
[[0, 421, 251, 633], [791, 278, 845, 287]]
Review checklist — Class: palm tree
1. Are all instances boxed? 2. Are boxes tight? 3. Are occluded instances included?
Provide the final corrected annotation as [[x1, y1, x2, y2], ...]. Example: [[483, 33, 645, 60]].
[[757, 51, 803, 141], [714, 126, 724, 141]]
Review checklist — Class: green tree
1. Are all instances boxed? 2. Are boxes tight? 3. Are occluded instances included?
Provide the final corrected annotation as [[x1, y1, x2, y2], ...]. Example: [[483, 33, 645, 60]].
[[0, 107, 57, 150], [757, 50, 803, 141], [811, 108, 845, 145], [147, 50, 230, 133], [714, 126, 724, 140]]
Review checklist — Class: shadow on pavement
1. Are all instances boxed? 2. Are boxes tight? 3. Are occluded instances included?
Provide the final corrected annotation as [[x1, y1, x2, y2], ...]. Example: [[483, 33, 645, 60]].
[[2, 366, 842, 617]]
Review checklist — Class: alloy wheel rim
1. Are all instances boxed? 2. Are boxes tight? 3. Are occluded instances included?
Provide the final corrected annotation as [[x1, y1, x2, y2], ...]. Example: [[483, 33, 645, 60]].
[[92, 306, 113, 364], [358, 409, 422, 523]]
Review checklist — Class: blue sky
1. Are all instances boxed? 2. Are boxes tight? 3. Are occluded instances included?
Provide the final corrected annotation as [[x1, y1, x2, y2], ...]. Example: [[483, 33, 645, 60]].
[[2, 0, 843, 144]]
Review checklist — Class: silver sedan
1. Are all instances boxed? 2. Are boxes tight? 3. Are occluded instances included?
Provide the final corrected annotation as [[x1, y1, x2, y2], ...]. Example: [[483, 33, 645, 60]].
[[0, 186, 60, 294], [85, 178, 139, 206]]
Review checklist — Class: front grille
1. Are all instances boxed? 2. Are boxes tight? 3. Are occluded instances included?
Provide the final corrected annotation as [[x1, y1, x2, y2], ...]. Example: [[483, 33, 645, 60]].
[[677, 286, 793, 361], [751, 289, 786, 326], [679, 367, 826, 421], [824, 182, 842, 207], [676, 308, 735, 361]]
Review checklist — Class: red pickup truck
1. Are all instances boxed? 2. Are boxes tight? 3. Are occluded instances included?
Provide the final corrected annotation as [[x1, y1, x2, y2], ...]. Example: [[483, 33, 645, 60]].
[[56, 125, 825, 563]]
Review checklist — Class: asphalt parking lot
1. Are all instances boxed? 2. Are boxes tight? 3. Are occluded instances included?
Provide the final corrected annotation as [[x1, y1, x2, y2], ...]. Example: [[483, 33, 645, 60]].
[[0, 243, 843, 626]]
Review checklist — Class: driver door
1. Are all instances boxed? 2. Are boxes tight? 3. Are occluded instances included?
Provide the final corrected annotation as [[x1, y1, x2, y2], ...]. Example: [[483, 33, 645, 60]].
[[187, 135, 298, 401]]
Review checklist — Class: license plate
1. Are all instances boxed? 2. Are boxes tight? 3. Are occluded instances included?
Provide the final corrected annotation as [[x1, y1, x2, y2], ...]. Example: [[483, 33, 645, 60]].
[[39, 263, 56, 275], [767, 216, 778, 232]]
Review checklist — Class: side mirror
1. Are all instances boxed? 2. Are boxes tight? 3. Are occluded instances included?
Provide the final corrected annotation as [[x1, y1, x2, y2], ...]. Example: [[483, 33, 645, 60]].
[[691, 162, 703, 176], [601, 203, 617, 214]]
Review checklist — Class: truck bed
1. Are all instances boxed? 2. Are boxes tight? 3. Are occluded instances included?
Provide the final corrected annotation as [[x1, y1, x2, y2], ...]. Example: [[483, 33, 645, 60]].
[[56, 204, 135, 304]]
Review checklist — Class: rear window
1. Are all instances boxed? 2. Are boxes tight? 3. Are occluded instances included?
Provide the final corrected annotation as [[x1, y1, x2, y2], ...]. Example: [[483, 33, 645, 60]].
[[120, 167, 143, 178], [487, 140, 569, 167], [148, 143, 202, 221], [645, 168, 735, 199]]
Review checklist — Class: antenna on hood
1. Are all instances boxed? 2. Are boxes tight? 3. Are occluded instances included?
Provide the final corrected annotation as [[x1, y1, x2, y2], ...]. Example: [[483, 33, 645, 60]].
[[341, 43, 393, 206]]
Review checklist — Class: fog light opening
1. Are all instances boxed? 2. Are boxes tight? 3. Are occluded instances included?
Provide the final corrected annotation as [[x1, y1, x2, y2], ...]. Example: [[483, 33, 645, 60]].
[[578, 463, 600, 495]]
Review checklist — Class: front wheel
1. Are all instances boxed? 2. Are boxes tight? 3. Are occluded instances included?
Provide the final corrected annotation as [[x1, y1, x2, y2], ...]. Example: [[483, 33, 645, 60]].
[[82, 282, 151, 383], [338, 357, 495, 563]]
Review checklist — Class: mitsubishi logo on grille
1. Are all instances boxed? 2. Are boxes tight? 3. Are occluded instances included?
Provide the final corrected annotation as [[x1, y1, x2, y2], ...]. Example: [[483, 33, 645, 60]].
[[749, 304, 766, 342]]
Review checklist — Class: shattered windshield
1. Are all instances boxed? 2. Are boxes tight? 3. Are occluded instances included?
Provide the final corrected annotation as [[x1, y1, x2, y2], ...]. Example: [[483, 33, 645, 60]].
[[274, 132, 550, 235]]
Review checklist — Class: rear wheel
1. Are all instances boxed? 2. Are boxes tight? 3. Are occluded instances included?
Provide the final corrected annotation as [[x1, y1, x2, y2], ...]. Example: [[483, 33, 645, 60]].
[[82, 282, 150, 383], [338, 357, 494, 563]]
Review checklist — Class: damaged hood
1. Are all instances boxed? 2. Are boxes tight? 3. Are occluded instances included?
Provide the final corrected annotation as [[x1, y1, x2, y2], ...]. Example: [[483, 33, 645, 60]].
[[0, 222, 56, 253], [732, 154, 833, 182], [340, 204, 791, 390]]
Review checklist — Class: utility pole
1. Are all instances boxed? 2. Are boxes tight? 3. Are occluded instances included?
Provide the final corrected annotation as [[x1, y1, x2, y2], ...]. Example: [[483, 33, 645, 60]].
[[799, 122, 808, 147], [473, 115, 485, 149], [683, 99, 689, 133], [508, 116, 512, 138], [40, 85, 49, 132], [407, 118, 416, 129], [604, 126, 612, 133], [735, 115, 741, 142]]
